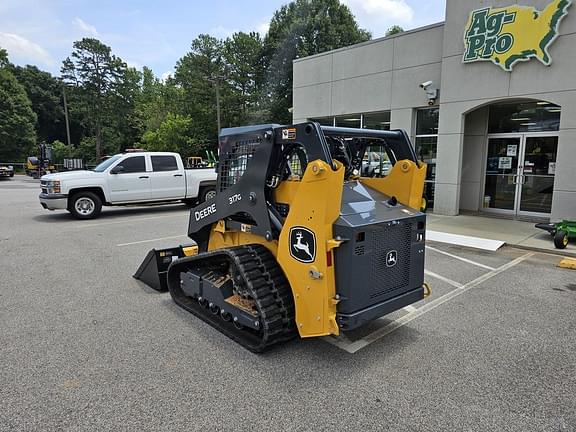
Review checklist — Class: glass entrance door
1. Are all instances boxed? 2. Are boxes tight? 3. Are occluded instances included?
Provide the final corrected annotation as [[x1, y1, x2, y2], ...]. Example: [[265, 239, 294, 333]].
[[483, 134, 558, 217], [483, 136, 521, 212], [518, 136, 558, 215]]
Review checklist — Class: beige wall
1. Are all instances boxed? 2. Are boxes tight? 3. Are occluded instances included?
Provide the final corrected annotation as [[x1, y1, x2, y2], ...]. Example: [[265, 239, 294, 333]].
[[293, 0, 576, 221]]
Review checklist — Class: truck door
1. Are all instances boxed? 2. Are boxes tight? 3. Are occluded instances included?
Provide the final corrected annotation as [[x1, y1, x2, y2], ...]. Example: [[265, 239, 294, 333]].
[[150, 155, 185, 200], [108, 155, 151, 202]]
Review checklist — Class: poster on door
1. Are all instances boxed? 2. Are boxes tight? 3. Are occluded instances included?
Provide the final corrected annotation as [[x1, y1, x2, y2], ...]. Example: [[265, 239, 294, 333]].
[[498, 157, 512, 170], [548, 162, 556, 175], [506, 145, 517, 157]]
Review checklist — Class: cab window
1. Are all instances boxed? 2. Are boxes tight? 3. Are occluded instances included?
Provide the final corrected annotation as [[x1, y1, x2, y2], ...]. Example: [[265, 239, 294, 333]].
[[117, 156, 146, 173], [152, 155, 178, 172]]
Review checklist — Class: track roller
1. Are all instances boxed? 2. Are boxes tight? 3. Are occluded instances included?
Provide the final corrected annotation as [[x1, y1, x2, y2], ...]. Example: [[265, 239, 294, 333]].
[[166, 245, 296, 352]]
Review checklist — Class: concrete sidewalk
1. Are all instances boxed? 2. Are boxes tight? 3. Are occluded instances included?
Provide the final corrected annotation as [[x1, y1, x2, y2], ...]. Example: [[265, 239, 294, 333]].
[[426, 213, 576, 257]]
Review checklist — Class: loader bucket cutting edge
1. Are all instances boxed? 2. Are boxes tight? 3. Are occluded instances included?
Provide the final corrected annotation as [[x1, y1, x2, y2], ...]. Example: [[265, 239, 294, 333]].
[[133, 245, 198, 291]]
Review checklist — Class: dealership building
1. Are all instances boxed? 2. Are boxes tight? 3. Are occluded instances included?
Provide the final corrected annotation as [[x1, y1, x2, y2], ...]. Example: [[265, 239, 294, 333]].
[[292, 0, 576, 221]]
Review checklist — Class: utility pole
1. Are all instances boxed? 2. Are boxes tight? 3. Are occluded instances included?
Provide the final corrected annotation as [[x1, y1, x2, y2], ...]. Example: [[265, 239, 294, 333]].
[[62, 85, 72, 147], [208, 75, 223, 135], [215, 78, 221, 134]]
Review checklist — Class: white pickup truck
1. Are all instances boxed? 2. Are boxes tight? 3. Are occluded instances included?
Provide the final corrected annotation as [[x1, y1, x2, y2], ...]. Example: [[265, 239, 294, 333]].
[[39, 152, 217, 219]]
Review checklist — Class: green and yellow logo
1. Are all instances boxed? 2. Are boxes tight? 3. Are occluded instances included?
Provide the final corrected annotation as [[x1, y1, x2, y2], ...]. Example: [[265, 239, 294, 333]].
[[463, 0, 572, 71]]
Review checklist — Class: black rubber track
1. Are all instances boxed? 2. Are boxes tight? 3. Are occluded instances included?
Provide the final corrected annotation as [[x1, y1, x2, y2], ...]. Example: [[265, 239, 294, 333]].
[[166, 244, 296, 353]]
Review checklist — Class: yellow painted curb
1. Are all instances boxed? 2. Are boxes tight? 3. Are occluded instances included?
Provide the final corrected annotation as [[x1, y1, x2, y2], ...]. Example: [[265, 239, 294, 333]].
[[558, 258, 576, 270]]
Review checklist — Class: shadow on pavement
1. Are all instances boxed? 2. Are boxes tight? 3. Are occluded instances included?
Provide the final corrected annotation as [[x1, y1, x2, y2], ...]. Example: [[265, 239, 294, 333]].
[[33, 203, 190, 223]]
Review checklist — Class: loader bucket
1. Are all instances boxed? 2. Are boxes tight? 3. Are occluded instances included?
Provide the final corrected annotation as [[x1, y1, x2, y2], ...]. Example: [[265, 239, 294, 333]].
[[133, 245, 198, 291]]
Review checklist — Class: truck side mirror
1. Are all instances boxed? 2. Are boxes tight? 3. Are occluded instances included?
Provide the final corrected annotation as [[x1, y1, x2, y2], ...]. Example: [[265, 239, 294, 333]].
[[111, 165, 124, 174]]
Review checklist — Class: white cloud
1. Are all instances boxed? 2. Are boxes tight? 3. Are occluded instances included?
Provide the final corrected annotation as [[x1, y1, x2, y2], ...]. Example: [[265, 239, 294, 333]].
[[125, 59, 141, 69], [0, 32, 55, 66], [256, 20, 270, 36], [161, 71, 173, 82], [73, 17, 98, 36], [210, 25, 238, 39], [342, 0, 415, 37]]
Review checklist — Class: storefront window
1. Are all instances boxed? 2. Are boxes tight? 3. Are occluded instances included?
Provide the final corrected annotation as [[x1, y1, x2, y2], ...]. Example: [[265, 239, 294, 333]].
[[415, 107, 439, 210], [363, 111, 391, 130], [335, 115, 361, 128], [308, 111, 391, 130], [488, 101, 560, 133], [309, 117, 334, 126], [416, 107, 439, 135]]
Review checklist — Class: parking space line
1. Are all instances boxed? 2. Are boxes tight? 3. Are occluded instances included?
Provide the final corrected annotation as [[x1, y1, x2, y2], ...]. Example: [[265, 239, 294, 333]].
[[426, 245, 496, 271], [117, 235, 189, 247], [424, 270, 463, 288], [78, 212, 188, 228], [325, 252, 534, 354]]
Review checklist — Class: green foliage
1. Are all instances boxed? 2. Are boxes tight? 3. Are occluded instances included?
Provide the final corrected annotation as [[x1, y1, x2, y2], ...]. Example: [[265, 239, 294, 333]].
[[136, 68, 184, 133], [222, 32, 265, 124], [75, 136, 98, 163], [261, 0, 371, 123], [175, 34, 225, 144], [0, 52, 37, 161], [2, 1, 371, 162], [11, 65, 66, 144], [50, 140, 75, 164], [142, 113, 202, 156], [0, 48, 8, 68], [61, 38, 133, 159], [385, 25, 404, 36]]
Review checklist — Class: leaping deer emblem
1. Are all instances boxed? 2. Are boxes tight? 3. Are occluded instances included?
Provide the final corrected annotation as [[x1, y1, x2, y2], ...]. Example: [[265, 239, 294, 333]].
[[293, 231, 313, 260]]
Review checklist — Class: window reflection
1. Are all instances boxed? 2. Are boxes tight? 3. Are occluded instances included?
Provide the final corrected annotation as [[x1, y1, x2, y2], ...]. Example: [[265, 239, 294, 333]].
[[488, 102, 560, 133]]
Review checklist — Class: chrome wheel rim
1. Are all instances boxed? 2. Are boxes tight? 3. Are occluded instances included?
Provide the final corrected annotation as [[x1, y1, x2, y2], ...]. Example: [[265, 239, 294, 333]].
[[205, 190, 217, 200], [75, 197, 95, 215]]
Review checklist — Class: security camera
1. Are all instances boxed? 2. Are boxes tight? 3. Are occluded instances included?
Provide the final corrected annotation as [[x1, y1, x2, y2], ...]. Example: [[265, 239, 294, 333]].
[[419, 80, 439, 105]]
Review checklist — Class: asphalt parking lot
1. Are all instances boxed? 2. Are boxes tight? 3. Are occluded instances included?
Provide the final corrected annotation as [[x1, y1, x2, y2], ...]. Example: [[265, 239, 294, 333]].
[[1, 176, 575, 431]]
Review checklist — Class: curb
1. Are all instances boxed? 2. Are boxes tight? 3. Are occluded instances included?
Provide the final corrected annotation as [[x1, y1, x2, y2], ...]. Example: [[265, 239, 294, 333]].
[[506, 243, 576, 258]]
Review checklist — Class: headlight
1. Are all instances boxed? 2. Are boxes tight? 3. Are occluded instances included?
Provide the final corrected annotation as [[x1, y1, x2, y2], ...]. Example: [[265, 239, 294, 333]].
[[43, 180, 61, 194]]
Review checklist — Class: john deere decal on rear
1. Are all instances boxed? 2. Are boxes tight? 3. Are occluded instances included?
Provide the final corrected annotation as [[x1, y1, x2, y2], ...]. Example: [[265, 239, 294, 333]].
[[463, 0, 571, 71]]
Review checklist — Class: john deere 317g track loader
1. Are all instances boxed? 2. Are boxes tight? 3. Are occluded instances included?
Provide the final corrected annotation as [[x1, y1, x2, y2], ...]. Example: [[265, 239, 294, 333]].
[[134, 122, 428, 352]]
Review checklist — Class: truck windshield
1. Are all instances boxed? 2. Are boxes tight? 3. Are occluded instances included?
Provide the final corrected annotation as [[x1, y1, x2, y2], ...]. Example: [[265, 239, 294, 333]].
[[93, 155, 122, 172]]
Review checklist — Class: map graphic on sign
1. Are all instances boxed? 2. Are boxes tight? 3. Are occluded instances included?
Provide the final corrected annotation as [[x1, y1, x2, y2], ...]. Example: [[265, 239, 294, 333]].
[[463, 0, 572, 71]]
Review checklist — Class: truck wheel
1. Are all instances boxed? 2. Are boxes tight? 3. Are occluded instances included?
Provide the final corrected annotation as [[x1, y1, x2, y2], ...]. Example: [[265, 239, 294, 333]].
[[200, 186, 217, 203], [69, 192, 102, 219], [554, 230, 569, 249]]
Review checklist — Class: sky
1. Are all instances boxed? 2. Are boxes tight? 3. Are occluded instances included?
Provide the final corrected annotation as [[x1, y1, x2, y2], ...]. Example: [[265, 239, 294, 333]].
[[0, 0, 446, 79]]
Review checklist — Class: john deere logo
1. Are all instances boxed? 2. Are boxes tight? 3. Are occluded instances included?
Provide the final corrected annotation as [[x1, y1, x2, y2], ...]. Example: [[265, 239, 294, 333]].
[[289, 227, 316, 263], [386, 250, 398, 268], [463, 0, 571, 71]]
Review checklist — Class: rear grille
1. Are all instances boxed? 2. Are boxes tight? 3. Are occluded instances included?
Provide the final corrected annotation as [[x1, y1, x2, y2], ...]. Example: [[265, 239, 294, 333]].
[[369, 223, 412, 299], [218, 138, 260, 192]]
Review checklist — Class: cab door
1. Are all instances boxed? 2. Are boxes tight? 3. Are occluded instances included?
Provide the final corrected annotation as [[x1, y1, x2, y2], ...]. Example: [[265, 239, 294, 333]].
[[149, 155, 185, 200], [108, 155, 151, 202]]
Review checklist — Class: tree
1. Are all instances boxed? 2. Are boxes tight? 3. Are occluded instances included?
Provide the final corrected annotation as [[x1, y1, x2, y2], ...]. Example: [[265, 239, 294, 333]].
[[175, 34, 226, 143], [0, 49, 37, 161], [50, 140, 75, 164], [0, 48, 8, 68], [135, 67, 184, 133], [261, 0, 371, 123], [222, 32, 264, 124], [61, 38, 129, 159], [141, 113, 202, 156], [386, 25, 404, 36], [11, 65, 66, 144]]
